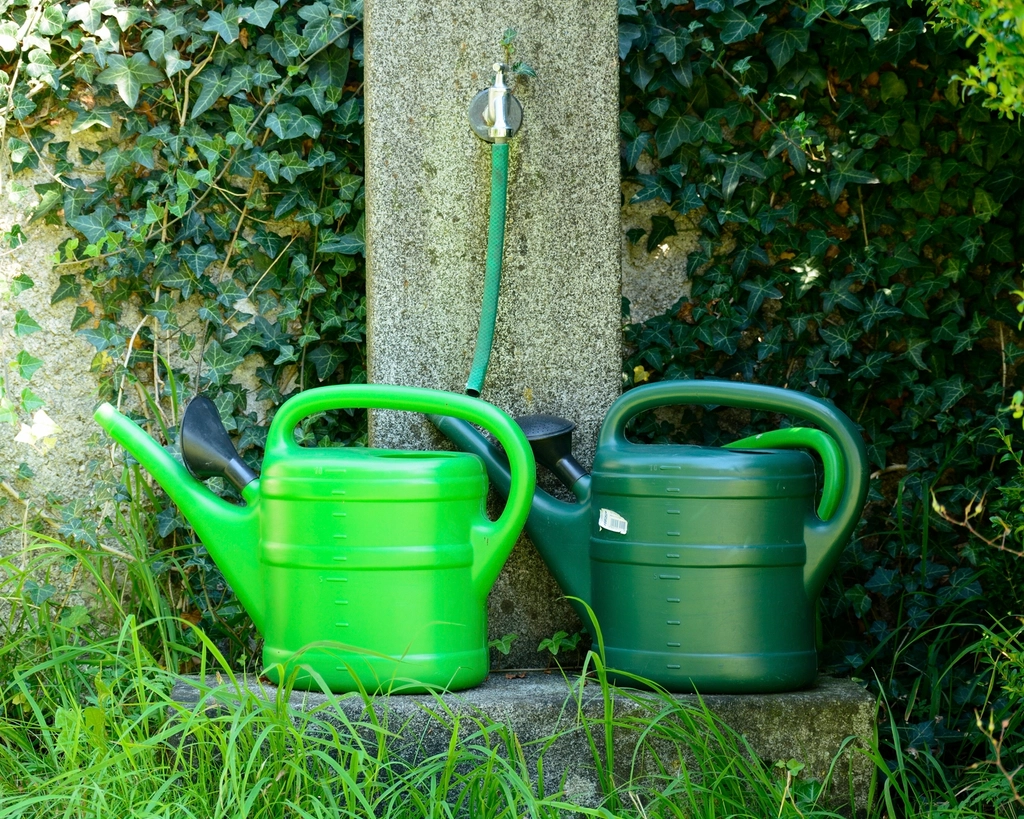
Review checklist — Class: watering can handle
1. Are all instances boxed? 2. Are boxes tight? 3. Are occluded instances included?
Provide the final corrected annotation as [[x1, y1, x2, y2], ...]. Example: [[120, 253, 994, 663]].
[[598, 381, 867, 600], [725, 428, 844, 521], [264, 385, 536, 590]]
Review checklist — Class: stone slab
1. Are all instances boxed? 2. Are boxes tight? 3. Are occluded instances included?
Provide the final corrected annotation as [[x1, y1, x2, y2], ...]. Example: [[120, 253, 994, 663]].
[[363, 0, 621, 667], [171, 672, 876, 810]]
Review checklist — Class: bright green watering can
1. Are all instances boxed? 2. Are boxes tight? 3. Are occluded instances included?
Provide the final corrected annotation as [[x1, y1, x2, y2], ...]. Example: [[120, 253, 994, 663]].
[[95, 385, 535, 693], [432, 380, 868, 694]]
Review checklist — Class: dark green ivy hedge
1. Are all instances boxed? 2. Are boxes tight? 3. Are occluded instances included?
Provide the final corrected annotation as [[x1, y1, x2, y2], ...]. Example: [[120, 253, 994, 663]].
[[619, 0, 1022, 759]]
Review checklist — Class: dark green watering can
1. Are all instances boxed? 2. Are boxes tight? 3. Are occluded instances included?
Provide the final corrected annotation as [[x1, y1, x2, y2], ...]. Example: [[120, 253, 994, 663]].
[[95, 385, 535, 693], [431, 380, 868, 693]]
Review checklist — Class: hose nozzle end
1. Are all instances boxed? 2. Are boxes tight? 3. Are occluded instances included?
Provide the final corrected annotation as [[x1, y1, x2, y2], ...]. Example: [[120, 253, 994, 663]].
[[486, 63, 510, 141]]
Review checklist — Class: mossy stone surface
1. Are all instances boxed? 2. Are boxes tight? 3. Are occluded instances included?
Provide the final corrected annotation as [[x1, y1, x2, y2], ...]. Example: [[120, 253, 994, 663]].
[[172, 672, 877, 810]]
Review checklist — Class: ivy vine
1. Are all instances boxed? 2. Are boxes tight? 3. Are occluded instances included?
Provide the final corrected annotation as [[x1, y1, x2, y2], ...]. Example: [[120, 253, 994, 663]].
[[619, 0, 1022, 759], [0, 0, 366, 658]]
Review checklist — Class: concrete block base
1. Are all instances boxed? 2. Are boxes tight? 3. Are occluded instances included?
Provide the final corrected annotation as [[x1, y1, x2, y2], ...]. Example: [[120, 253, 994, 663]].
[[171, 672, 876, 810]]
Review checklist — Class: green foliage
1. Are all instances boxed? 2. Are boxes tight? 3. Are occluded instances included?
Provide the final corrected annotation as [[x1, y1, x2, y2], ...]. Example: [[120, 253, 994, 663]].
[[0, 532, 859, 818], [2, 0, 368, 462], [487, 632, 518, 655], [537, 629, 581, 656], [929, 0, 1024, 119], [619, 0, 1023, 768]]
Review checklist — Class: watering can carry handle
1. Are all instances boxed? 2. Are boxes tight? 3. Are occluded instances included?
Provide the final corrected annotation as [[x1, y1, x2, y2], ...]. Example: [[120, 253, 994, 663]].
[[599, 381, 868, 599], [725, 428, 844, 521], [265, 385, 536, 585]]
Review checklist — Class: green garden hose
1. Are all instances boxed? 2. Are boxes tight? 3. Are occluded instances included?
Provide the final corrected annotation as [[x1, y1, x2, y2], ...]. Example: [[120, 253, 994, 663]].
[[465, 140, 510, 397]]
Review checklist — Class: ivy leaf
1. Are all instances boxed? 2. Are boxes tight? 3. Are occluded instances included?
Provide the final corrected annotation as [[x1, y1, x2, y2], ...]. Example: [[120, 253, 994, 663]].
[[819, 323, 863, 359], [938, 376, 968, 411], [646, 214, 678, 253], [239, 0, 278, 28], [822, 276, 862, 313], [807, 230, 831, 257], [179, 243, 219, 277], [96, 53, 164, 109], [10, 274, 33, 295], [202, 340, 245, 387], [826, 150, 878, 202], [902, 336, 931, 370], [51, 274, 81, 305], [254, 149, 283, 183], [803, 0, 826, 25], [707, 8, 767, 44], [202, 6, 242, 44], [674, 183, 704, 216], [850, 351, 892, 379], [619, 23, 642, 60], [654, 28, 689, 64], [720, 152, 765, 202], [23, 579, 56, 606], [764, 27, 809, 70], [144, 293, 180, 330], [859, 292, 903, 330], [191, 68, 228, 120], [655, 112, 695, 157], [318, 230, 364, 255], [298, 1, 348, 52], [894, 149, 926, 182], [631, 174, 672, 204], [15, 351, 43, 380], [865, 567, 900, 597], [876, 17, 924, 64], [78, 320, 124, 351], [308, 345, 345, 380], [740, 276, 782, 311], [66, 0, 111, 34], [278, 152, 312, 182], [266, 104, 322, 140], [861, 7, 890, 42], [625, 131, 652, 170], [14, 310, 42, 336]]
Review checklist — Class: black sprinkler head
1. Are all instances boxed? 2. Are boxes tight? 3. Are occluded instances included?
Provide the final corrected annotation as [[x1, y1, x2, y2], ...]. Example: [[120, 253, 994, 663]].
[[180, 396, 258, 492], [514, 413, 587, 490]]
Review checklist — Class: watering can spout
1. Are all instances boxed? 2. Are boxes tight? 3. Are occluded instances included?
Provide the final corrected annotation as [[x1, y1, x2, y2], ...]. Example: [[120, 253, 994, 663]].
[[93, 403, 265, 633], [429, 414, 593, 619]]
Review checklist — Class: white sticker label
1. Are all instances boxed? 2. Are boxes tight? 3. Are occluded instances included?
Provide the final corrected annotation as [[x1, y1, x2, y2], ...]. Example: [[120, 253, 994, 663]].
[[599, 508, 628, 535]]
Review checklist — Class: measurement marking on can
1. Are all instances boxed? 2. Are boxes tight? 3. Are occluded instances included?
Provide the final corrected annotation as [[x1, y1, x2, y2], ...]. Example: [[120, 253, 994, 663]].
[[331, 489, 347, 496], [667, 641, 680, 647], [667, 620, 681, 625], [666, 553, 680, 559], [666, 487, 681, 493], [659, 574, 680, 580], [326, 576, 348, 583], [332, 554, 348, 560], [667, 664, 681, 669], [667, 597, 680, 603], [335, 622, 349, 628], [335, 599, 349, 605], [333, 536, 348, 541], [659, 465, 682, 471], [332, 511, 347, 518], [667, 509, 680, 515], [666, 531, 680, 537]]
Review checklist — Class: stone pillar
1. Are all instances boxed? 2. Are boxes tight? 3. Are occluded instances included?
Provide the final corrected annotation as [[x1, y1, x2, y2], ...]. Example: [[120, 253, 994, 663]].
[[364, 1, 621, 666]]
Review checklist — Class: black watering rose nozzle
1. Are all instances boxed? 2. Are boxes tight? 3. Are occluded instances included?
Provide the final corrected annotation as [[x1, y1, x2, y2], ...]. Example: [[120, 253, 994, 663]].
[[514, 413, 587, 491], [180, 396, 258, 492]]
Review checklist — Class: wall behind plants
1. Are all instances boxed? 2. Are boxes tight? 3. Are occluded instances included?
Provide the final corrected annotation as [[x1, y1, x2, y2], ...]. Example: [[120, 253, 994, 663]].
[[618, 0, 1023, 759]]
